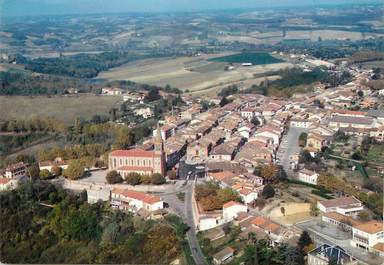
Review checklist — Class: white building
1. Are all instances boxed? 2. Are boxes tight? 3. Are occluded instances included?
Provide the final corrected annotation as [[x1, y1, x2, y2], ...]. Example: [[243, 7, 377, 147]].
[[317, 196, 363, 216], [297, 168, 319, 185], [222, 201, 247, 222], [238, 188, 259, 204], [351, 221, 384, 252], [111, 188, 164, 213]]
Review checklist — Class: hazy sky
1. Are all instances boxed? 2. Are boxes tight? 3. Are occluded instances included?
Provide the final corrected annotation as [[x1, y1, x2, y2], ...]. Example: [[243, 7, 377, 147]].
[[1, 0, 380, 17]]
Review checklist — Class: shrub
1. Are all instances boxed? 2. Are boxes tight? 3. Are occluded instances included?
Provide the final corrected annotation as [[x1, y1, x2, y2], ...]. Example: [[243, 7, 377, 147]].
[[151, 173, 166, 185], [106, 170, 123, 184], [125, 172, 141, 185]]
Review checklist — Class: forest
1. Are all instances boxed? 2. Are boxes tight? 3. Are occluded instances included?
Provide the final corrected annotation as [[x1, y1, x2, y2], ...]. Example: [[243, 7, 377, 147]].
[[0, 181, 183, 264]]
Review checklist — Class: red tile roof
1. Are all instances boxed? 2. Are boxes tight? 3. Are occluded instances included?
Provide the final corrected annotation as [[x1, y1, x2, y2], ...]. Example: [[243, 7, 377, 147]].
[[112, 188, 161, 205], [354, 221, 383, 234], [110, 149, 159, 158], [223, 201, 245, 209]]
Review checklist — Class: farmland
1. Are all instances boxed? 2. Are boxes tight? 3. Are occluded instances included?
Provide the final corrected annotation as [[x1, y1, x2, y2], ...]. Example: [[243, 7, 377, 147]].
[[0, 94, 121, 124], [96, 53, 292, 95]]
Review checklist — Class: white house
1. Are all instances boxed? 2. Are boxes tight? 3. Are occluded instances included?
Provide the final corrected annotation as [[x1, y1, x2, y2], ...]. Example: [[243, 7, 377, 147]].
[[351, 221, 384, 253], [297, 168, 319, 185], [238, 188, 258, 204], [317, 196, 363, 216], [222, 201, 247, 222], [111, 188, 164, 212]]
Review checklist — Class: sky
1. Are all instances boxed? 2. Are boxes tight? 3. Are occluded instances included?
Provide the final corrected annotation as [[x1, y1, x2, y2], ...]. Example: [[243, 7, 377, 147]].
[[1, 0, 381, 17]]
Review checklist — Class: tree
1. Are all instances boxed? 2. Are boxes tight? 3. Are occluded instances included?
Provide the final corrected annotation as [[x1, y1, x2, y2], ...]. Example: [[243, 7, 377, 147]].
[[260, 164, 278, 183], [285, 247, 305, 265], [51, 166, 62, 176], [125, 172, 141, 185], [151, 173, 166, 185], [63, 160, 85, 180], [113, 127, 134, 149], [261, 184, 275, 199], [297, 231, 313, 252], [298, 132, 307, 147], [39, 169, 52, 180], [145, 88, 161, 102], [106, 170, 123, 184]]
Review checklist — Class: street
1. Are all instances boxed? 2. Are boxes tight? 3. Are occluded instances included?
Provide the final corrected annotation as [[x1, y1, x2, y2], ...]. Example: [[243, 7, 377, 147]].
[[162, 180, 207, 265]]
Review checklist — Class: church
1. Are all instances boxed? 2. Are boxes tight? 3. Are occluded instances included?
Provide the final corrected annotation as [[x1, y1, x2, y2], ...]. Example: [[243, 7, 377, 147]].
[[108, 128, 166, 177]]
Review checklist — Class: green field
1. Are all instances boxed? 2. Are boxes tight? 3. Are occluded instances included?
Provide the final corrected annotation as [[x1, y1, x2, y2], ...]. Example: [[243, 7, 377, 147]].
[[0, 94, 121, 124], [208, 52, 284, 65]]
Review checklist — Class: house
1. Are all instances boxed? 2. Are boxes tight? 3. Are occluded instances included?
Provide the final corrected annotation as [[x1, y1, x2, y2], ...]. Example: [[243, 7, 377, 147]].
[[306, 133, 331, 152], [213, 247, 235, 265], [251, 216, 283, 245], [109, 131, 166, 176], [39, 157, 69, 172], [134, 107, 154, 119], [297, 168, 319, 185], [101, 87, 123, 95], [308, 244, 357, 265], [3, 162, 28, 178], [222, 201, 247, 222], [111, 188, 164, 213], [317, 196, 363, 216], [351, 221, 384, 252], [237, 188, 259, 204]]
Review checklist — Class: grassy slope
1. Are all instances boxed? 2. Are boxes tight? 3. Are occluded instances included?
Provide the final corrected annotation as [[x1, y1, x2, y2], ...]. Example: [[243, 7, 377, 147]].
[[0, 94, 121, 124]]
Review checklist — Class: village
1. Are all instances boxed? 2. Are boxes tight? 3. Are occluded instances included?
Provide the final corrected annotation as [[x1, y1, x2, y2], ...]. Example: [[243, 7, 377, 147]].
[[1, 59, 384, 265]]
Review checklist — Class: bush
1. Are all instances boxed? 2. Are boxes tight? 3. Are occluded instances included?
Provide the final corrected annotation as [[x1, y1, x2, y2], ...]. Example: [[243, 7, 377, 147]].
[[106, 170, 123, 184], [261, 184, 275, 199], [151, 173, 166, 185], [39, 169, 52, 180], [125, 172, 141, 185]]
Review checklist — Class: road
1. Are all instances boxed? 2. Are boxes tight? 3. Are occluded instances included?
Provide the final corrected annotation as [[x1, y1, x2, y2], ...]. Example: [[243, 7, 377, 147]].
[[276, 127, 308, 176], [162, 180, 207, 265]]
